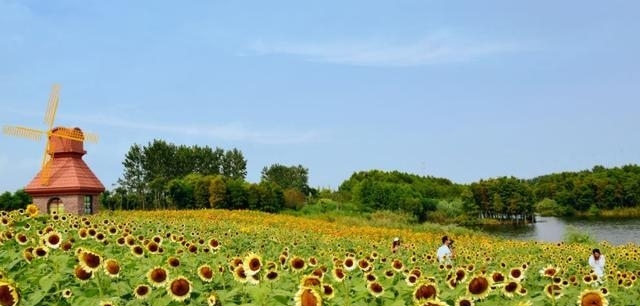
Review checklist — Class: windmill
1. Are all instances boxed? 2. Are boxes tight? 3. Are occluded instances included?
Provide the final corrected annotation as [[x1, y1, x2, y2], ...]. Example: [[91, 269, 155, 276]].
[[2, 84, 99, 185]]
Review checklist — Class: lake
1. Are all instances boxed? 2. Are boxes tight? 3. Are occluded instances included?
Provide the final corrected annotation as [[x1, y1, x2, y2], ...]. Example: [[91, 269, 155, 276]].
[[478, 216, 640, 245]]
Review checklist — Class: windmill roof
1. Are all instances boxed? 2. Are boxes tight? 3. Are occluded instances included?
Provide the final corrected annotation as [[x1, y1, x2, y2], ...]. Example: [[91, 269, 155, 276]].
[[25, 154, 105, 195]]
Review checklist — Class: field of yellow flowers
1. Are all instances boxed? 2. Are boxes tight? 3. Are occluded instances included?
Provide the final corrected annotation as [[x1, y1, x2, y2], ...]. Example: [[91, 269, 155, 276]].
[[0, 205, 638, 306]]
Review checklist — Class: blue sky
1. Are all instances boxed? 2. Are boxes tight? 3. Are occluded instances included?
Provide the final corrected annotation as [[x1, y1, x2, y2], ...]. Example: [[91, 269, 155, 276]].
[[1, 0, 639, 192]]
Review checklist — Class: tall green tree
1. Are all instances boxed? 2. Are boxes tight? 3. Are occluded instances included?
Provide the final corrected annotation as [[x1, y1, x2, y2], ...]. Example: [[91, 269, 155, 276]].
[[261, 164, 310, 193], [222, 149, 247, 180]]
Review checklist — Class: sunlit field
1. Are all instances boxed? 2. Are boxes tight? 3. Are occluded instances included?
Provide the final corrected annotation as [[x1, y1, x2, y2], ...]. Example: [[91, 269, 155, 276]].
[[0, 206, 638, 306]]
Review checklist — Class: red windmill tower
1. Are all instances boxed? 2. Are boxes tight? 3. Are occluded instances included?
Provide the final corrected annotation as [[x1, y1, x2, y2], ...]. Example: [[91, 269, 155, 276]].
[[2, 84, 105, 214]]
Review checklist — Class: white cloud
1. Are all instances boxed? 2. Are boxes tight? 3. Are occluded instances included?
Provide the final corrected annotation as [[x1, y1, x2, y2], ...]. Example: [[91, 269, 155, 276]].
[[249, 33, 527, 67]]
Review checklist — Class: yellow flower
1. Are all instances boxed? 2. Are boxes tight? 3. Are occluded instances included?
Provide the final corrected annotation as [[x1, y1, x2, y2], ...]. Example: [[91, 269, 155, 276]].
[[26, 204, 39, 217], [166, 276, 192, 302], [577, 289, 608, 306], [467, 275, 492, 300], [0, 281, 19, 306], [294, 287, 322, 306], [133, 285, 151, 299]]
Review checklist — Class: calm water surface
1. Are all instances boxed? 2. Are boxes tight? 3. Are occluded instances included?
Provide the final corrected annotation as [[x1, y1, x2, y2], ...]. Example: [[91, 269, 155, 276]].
[[479, 216, 640, 245]]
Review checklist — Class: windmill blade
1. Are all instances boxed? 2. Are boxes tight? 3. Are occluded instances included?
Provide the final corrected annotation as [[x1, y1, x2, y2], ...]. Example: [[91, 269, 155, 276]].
[[44, 84, 61, 129], [2, 126, 46, 141], [51, 128, 99, 143]]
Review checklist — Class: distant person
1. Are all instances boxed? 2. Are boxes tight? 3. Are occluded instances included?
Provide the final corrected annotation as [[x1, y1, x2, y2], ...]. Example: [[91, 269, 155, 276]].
[[588, 248, 605, 279], [391, 237, 401, 253], [437, 235, 455, 263]]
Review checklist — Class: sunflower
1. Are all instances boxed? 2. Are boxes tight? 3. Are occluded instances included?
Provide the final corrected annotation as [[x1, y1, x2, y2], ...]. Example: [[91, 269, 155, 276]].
[[311, 268, 324, 279], [332, 267, 346, 282], [502, 281, 520, 298], [98, 300, 115, 306], [509, 268, 524, 282], [343, 257, 356, 271], [103, 259, 121, 278], [244, 253, 262, 276], [491, 271, 505, 284], [22, 248, 34, 263], [322, 284, 335, 300], [405, 274, 419, 286], [33, 246, 49, 258], [61, 288, 72, 299], [364, 281, 383, 297], [413, 282, 438, 303], [60, 240, 73, 252], [265, 270, 279, 282], [26, 204, 39, 217], [74, 265, 93, 282], [384, 269, 395, 279], [208, 238, 221, 250], [130, 245, 144, 258], [167, 276, 192, 302], [15, 233, 29, 245], [78, 249, 102, 272], [358, 259, 371, 272], [300, 276, 322, 289], [233, 265, 248, 283], [198, 264, 214, 282], [167, 256, 180, 268], [467, 275, 492, 300], [0, 281, 19, 306], [365, 273, 377, 283], [146, 241, 160, 254], [599, 287, 609, 296], [207, 293, 221, 306], [147, 267, 169, 287], [544, 284, 563, 300], [575, 289, 608, 306], [455, 296, 475, 306], [294, 287, 322, 306], [417, 298, 449, 306], [454, 268, 467, 283], [290, 256, 306, 272], [133, 284, 151, 299], [540, 265, 560, 278], [391, 259, 404, 272]]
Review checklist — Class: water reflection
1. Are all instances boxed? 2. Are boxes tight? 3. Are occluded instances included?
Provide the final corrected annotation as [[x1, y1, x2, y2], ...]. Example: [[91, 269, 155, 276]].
[[479, 216, 640, 245]]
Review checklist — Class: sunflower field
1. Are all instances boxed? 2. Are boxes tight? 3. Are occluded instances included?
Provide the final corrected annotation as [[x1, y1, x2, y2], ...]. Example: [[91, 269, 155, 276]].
[[0, 205, 638, 306]]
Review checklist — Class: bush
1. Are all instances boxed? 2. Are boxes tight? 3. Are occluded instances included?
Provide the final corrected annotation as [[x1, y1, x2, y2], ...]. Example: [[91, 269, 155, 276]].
[[563, 225, 596, 245]]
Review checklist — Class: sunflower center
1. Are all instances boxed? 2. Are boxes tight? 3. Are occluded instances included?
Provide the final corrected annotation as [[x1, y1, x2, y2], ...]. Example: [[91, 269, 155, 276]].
[[170, 279, 190, 297], [581, 292, 603, 306], [468, 277, 489, 294], [415, 284, 437, 300]]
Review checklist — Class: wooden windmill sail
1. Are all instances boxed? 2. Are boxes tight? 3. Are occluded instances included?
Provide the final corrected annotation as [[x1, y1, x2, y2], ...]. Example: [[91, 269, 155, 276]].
[[2, 84, 99, 185]]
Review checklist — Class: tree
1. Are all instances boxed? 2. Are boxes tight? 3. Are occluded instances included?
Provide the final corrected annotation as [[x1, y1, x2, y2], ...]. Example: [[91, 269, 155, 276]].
[[261, 164, 310, 194], [222, 149, 247, 180], [119, 144, 147, 209], [208, 176, 227, 209]]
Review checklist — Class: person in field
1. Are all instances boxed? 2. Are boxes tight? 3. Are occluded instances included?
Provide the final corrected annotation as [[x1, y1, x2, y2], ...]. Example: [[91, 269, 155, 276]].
[[436, 235, 455, 263], [391, 237, 401, 253], [588, 248, 605, 279]]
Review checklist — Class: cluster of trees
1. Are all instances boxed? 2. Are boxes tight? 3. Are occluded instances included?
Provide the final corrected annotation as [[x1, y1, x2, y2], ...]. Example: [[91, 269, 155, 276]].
[[464, 177, 535, 223], [0, 189, 31, 211], [102, 140, 313, 212], [530, 165, 640, 215], [115, 140, 247, 210], [337, 170, 463, 222]]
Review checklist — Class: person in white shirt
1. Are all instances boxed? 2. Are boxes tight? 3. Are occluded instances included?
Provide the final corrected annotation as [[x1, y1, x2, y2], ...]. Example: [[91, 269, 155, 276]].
[[436, 235, 455, 263], [588, 248, 605, 280]]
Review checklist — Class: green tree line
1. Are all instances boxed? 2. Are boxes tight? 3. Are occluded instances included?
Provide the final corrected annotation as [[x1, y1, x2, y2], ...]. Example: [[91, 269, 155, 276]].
[[102, 140, 312, 213]]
